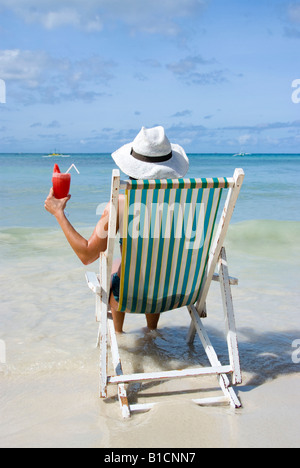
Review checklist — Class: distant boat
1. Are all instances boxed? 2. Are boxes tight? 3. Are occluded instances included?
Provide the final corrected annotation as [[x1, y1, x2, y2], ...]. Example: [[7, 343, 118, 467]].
[[233, 152, 251, 157], [43, 151, 70, 158]]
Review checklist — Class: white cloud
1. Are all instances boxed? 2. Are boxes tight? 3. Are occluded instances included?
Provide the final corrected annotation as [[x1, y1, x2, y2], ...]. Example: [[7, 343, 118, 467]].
[[288, 3, 300, 23], [167, 54, 227, 86], [0, 49, 116, 104], [238, 134, 254, 146], [171, 110, 193, 118], [26, 8, 103, 31], [167, 55, 216, 75], [39, 9, 81, 30], [0, 0, 207, 34], [0, 50, 51, 86]]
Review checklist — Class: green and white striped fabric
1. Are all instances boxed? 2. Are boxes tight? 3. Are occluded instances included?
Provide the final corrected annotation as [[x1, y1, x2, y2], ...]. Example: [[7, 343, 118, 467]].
[[118, 178, 227, 315]]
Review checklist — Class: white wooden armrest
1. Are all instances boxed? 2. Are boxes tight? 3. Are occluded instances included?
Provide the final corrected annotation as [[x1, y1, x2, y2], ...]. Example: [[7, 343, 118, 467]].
[[85, 272, 101, 295], [212, 273, 238, 286]]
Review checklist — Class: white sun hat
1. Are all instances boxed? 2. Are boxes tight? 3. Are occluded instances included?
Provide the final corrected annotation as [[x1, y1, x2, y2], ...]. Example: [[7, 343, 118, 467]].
[[111, 126, 189, 180]]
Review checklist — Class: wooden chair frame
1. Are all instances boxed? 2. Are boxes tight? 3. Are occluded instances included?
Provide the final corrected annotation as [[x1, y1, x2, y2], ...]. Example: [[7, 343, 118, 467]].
[[86, 168, 244, 418]]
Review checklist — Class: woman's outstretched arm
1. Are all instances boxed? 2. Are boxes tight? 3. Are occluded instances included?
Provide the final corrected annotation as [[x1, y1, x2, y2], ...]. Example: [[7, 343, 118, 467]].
[[44, 188, 115, 265]]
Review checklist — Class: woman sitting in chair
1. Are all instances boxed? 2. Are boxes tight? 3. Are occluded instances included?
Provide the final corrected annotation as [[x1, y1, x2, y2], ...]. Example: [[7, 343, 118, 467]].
[[45, 126, 189, 333]]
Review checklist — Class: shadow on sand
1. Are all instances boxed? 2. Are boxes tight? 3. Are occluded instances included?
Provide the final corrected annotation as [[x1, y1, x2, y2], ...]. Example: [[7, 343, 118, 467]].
[[103, 321, 300, 406]]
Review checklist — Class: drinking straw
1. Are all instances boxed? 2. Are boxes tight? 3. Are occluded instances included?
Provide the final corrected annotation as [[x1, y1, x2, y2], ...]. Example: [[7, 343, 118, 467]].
[[66, 164, 80, 174]]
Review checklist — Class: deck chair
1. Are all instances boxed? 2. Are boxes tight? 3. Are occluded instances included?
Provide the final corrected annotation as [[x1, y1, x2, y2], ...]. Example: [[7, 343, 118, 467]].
[[86, 168, 245, 418]]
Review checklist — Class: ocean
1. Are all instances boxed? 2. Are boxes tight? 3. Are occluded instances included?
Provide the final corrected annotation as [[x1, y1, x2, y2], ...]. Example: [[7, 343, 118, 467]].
[[0, 153, 299, 448], [1, 153, 300, 228]]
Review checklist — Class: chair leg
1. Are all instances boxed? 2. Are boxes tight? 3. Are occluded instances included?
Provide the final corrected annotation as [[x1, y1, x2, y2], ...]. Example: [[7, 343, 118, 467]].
[[98, 250, 110, 398], [99, 301, 109, 399], [218, 247, 242, 385], [107, 316, 131, 418], [187, 303, 207, 345], [96, 295, 101, 348], [187, 321, 197, 345], [188, 304, 241, 408]]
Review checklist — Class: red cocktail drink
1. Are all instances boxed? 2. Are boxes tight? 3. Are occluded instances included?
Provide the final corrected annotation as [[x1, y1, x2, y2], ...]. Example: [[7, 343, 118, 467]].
[[52, 164, 71, 199]]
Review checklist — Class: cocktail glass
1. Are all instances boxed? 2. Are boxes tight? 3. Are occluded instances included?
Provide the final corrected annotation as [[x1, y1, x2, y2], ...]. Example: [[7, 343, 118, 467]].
[[52, 172, 71, 199]]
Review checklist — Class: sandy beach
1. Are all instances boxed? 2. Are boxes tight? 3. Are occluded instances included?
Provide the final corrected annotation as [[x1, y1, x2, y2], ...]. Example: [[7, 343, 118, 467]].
[[1, 371, 300, 449], [1, 338, 300, 448], [1, 220, 299, 448]]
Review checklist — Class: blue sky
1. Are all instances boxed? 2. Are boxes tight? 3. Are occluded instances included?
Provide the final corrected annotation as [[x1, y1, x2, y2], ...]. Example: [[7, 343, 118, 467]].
[[0, 0, 300, 153]]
